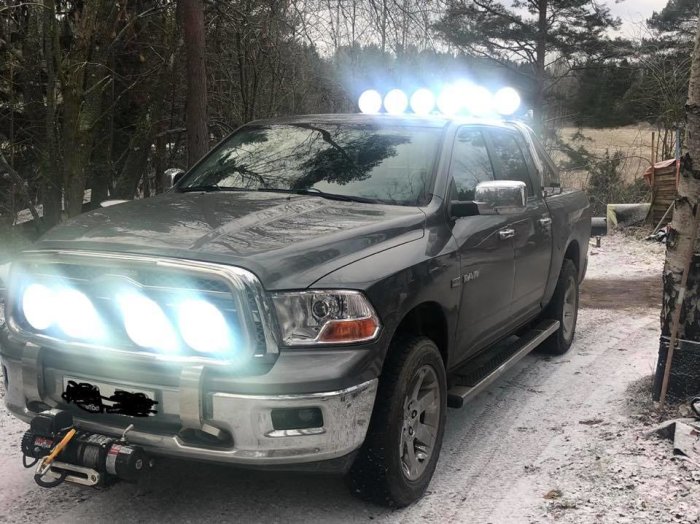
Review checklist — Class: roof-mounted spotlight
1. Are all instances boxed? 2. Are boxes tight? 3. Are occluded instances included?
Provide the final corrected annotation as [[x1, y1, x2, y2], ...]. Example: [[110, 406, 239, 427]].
[[384, 89, 409, 115], [494, 87, 522, 116], [358, 89, 382, 114], [410, 88, 436, 116], [436, 85, 463, 116], [464, 85, 494, 116]]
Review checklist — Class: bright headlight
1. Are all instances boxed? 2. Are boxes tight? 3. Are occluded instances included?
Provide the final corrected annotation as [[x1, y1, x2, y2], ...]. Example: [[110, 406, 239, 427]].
[[494, 86, 521, 115], [464, 85, 493, 116], [384, 89, 408, 115], [116, 291, 178, 352], [410, 88, 436, 116], [358, 89, 382, 114], [271, 290, 380, 346], [22, 283, 55, 330], [177, 299, 232, 354], [55, 288, 103, 340]]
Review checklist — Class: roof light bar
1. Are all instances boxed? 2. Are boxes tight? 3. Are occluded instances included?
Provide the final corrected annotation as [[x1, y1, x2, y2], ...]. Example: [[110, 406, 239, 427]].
[[358, 84, 522, 117]]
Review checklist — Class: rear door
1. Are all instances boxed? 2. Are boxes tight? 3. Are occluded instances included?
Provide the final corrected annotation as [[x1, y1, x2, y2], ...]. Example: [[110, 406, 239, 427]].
[[485, 127, 552, 324], [448, 126, 515, 363]]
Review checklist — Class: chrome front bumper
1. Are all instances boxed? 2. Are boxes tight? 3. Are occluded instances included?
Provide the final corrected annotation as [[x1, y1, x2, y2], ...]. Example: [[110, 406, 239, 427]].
[[2, 351, 377, 466]]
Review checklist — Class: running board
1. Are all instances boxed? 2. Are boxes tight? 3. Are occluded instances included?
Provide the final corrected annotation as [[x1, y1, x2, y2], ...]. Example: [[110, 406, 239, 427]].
[[446, 320, 560, 409]]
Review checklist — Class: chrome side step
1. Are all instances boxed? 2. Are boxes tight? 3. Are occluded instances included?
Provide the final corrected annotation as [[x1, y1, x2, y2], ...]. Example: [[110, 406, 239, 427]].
[[447, 320, 560, 409]]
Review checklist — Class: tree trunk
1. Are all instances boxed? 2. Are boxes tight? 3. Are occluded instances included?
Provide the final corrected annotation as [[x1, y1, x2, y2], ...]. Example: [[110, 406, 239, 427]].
[[654, 11, 700, 401], [179, 0, 208, 167], [42, 0, 62, 228], [534, 0, 548, 128]]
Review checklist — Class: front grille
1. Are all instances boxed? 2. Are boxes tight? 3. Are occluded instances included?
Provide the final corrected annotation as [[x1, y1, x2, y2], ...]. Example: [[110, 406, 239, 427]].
[[8, 253, 274, 363]]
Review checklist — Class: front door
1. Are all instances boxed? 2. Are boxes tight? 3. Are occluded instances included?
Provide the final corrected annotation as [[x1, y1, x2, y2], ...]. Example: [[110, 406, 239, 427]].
[[486, 128, 553, 322], [448, 126, 515, 365]]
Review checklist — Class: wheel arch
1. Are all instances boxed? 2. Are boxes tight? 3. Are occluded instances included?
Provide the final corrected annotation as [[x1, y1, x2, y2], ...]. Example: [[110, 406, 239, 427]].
[[388, 301, 450, 369], [563, 240, 580, 274]]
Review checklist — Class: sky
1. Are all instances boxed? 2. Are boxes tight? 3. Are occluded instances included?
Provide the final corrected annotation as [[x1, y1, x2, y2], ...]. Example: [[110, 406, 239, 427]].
[[606, 0, 670, 36]]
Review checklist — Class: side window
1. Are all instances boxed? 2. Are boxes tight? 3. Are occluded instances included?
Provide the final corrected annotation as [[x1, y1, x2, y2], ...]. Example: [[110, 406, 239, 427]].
[[488, 129, 534, 196], [449, 128, 494, 201], [532, 135, 561, 187]]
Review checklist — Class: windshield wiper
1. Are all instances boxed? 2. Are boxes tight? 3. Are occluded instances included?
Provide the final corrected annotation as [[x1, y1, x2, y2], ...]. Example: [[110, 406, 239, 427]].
[[256, 187, 378, 204], [178, 185, 249, 193]]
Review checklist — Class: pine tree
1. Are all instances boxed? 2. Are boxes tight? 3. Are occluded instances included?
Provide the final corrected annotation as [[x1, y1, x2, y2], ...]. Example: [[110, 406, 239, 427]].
[[434, 0, 620, 123]]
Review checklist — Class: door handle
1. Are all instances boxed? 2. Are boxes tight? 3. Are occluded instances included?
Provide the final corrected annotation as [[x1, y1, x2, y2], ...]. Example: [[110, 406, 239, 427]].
[[539, 217, 552, 227], [499, 228, 515, 240]]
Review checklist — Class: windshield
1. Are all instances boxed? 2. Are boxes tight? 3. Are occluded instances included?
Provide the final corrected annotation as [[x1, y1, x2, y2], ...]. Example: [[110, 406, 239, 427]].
[[178, 123, 443, 205]]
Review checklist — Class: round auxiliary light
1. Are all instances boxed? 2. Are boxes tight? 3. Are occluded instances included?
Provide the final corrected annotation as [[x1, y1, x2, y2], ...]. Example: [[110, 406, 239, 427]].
[[22, 283, 55, 330], [177, 299, 231, 354], [464, 85, 493, 116], [55, 289, 103, 340], [117, 291, 178, 352], [410, 88, 436, 116], [358, 89, 382, 114], [494, 87, 521, 116], [437, 84, 463, 116], [384, 89, 409, 115]]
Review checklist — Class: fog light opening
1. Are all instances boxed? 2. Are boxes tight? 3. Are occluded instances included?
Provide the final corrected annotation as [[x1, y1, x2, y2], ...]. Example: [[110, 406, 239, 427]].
[[271, 407, 324, 431]]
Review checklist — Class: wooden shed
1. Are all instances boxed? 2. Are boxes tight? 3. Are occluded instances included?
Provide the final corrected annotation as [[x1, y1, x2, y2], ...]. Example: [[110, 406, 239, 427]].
[[644, 158, 679, 226]]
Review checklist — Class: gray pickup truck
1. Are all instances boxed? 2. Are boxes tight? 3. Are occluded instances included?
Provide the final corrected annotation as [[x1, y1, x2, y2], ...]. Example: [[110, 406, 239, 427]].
[[0, 114, 590, 507]]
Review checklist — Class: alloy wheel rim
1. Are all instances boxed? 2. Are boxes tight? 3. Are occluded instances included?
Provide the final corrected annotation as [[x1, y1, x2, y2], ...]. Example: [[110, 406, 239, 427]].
[[562, 276, 577, 341], [400, 364, 440, 481]]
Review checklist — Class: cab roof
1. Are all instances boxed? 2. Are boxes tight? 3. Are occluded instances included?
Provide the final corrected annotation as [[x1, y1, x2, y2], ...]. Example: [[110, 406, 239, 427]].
[[247, 113, 521, 130]]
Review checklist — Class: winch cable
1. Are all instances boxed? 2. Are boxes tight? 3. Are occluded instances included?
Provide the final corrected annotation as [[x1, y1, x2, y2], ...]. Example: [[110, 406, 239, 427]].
[[32, 428, 77, 488]]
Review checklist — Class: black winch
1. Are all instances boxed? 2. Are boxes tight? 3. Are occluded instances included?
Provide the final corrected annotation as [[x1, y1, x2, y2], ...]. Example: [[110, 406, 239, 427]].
[[21, 409, 153, 488]]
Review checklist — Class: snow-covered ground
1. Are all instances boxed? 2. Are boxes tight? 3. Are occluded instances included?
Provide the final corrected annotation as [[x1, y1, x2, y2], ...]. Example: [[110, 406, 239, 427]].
[[0, 233, 698, 523]]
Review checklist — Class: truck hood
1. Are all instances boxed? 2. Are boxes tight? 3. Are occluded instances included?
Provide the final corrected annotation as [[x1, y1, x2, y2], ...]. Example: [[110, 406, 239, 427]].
[[34, 191, 426, 290]]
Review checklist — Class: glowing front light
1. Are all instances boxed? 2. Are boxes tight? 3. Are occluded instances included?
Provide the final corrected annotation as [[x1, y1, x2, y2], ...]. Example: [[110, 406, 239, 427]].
[[494, 87, 521, 116], [358, 89, 382, 114], [383, 89, 408, 115], [177, 299, 231, 354], [437, 85, 463, 116], [410, 88, 435, 115], [464, 85, 493, 116], [55, 289, 103, 340], [117, 291, 178, 351], [22, 283, 55, 330]]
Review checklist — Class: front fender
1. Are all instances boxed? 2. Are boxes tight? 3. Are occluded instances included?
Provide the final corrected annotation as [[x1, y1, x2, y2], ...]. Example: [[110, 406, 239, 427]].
[[311, 231, 461, 370]]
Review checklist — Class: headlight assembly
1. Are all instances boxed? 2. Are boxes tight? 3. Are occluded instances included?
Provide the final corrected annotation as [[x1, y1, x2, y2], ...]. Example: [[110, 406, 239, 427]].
[[271, 290, 381, 346]]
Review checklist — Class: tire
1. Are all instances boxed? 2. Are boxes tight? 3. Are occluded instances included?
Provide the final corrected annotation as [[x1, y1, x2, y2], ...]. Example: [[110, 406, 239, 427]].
[[539, 259, 579, 355], [347, 336, 447, 508]]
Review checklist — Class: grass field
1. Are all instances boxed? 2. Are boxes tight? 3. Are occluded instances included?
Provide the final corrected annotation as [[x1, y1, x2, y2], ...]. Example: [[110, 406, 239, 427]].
[[552, 124, 660, 189]]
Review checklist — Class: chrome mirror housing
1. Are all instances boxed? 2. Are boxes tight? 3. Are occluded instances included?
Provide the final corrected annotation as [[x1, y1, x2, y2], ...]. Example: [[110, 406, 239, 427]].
[[474, 180, 527, 215], [162, 168, 185, 191]]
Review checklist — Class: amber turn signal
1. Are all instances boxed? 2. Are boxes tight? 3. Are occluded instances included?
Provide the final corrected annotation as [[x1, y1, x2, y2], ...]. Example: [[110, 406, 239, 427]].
[[318, 317, 379, 343]]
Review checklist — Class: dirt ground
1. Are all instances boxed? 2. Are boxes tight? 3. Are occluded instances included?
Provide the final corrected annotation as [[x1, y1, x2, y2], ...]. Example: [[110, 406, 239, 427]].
[[1, 232, 699, 523]]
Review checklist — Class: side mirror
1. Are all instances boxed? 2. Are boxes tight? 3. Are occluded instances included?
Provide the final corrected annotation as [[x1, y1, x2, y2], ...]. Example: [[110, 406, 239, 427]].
[[474, 180, 527, 215], [162, 168, 185, 191], [450, 201, 480, 218]]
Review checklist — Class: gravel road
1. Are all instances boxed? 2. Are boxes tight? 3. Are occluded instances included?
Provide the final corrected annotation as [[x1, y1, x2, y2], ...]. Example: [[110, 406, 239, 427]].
[[1, 233, 698, 523]]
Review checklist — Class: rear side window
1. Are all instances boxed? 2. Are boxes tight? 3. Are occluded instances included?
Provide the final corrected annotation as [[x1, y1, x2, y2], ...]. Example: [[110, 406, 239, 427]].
[[449, 128, 494, 201], [488, 129, 533, 196]]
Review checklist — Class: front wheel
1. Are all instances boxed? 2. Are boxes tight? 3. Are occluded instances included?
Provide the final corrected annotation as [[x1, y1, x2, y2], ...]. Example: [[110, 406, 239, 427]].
[[539, 259, 579, 355], [347, 336, 446, 507]]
